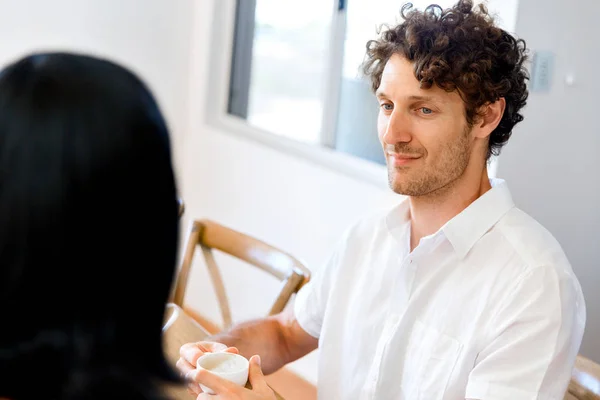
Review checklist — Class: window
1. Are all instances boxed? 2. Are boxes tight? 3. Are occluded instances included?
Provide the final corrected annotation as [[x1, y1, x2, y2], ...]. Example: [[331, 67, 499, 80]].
[[225, 0, 519, 168], [228, 0, 333, 145]]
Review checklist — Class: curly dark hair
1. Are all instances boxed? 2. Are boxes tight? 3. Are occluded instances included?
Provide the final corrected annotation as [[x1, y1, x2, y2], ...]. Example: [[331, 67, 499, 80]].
[[362, 0, 529, 159]]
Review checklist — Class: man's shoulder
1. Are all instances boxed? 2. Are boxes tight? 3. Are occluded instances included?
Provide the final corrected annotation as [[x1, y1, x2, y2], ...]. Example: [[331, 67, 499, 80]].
[[495, 206, 572, 274]]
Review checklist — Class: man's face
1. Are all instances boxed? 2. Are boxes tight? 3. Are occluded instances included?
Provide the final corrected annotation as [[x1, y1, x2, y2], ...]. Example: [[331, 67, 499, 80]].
[[377, 54, 475, 196]]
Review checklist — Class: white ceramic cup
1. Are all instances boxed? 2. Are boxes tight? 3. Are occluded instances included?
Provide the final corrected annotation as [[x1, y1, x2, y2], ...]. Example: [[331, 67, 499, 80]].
[[196, 352, 250, 395]]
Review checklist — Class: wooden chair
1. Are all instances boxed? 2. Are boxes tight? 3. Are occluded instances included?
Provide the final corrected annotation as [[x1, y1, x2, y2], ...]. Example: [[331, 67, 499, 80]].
[[565, 354, 600, 400], [170, 219, 311, 331]]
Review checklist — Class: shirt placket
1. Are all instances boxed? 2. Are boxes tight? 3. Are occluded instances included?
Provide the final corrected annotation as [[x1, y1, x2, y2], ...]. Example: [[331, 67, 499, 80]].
[[360, 256, 415, 400]]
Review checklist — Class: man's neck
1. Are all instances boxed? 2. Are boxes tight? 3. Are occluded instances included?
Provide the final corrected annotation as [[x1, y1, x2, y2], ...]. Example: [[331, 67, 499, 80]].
[[409, 166, 492, 251]]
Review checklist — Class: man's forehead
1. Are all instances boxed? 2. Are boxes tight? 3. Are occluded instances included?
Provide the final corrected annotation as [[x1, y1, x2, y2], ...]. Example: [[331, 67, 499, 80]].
[[382, 53, 413, 72], [379, 55, 421, 89], [377, 55, 455, 102], [377, 73, 432, 98]]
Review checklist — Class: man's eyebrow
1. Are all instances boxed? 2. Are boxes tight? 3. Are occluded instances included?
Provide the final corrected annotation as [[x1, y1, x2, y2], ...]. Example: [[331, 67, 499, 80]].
[[375, 89, 388, 98], [375, 91, 437, 102], [407, 95, 436, 102]]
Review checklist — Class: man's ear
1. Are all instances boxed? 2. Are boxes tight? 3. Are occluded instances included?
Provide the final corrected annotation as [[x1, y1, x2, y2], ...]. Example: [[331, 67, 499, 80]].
[[473, 98, 506, 139]]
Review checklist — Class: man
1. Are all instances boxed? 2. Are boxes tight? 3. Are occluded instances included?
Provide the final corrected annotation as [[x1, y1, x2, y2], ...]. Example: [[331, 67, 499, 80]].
[[178, 1, 586, 399]]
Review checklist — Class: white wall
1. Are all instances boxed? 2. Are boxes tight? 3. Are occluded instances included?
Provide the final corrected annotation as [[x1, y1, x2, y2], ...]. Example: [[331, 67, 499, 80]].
[[0, 0, 195, 178], [499, 0, 600, 361]]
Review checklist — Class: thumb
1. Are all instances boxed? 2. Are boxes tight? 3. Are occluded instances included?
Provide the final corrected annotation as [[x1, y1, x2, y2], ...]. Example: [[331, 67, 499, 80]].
[[248, 355, 269, 392], [224, 347, 240, 354]]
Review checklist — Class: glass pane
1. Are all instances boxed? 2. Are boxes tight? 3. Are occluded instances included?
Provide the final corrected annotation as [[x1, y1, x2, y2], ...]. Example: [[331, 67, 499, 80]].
[[229, 0, 333, 145]]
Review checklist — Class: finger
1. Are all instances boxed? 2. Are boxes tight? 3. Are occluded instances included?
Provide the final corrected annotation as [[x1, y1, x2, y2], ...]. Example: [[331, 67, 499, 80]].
[[200, 341, 228, 353], [196, 393, 217, 400], [187, 382, 202, 396], [224, 347, 239, 354], [176, 357, 196, 377], [194, 368, 240, 395], [177, 358, 202, 395], [248, 355, 269, 393], [196, 393, 219, 400], [180, 342, 206, 365], [182, 340, 227, 365]]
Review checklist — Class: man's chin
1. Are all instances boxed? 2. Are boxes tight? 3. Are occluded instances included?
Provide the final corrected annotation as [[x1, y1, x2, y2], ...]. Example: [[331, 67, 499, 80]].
[[388, 179, 410, 196], [389, 176, 426, 197]]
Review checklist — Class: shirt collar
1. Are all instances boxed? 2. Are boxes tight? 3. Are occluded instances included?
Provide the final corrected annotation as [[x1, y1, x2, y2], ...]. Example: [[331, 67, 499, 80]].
[[443, 178, 514, 258], [386, 179, 515, 259]]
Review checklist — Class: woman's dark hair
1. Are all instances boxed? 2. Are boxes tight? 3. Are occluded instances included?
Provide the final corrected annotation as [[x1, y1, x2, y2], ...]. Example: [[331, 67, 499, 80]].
[[0, 52, 181, 399], [362, 0, 529, 159]]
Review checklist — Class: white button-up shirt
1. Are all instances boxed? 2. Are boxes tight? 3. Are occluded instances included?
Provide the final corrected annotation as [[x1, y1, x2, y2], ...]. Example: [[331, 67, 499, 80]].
[[295, 179, 586, 400]]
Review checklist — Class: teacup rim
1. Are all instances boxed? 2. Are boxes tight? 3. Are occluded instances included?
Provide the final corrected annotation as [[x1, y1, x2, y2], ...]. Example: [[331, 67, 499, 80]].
[[196, 352, 249, 376]]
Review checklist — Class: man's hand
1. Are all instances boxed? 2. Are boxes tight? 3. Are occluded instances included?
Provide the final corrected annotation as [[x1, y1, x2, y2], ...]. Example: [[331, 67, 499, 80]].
[[193, 355, 277, 400], [176, 341, 239, 396]]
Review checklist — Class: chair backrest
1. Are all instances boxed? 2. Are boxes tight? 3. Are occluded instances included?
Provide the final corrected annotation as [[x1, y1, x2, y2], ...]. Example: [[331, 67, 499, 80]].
[[170, 219, 311, 330], [566, 355, 600, 400]]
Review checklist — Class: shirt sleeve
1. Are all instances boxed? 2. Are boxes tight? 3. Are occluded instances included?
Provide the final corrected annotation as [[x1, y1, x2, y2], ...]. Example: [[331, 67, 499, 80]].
[[465, 265, 586, 400], [293, 232, 349, 339]]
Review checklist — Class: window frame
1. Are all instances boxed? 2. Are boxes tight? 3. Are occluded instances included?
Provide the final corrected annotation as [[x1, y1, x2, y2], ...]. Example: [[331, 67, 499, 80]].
[[204, 0, 389, 187]]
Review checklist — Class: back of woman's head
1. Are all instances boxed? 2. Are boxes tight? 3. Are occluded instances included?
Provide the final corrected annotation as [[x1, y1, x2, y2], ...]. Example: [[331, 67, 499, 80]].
[[0, 52, 180, 399]]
